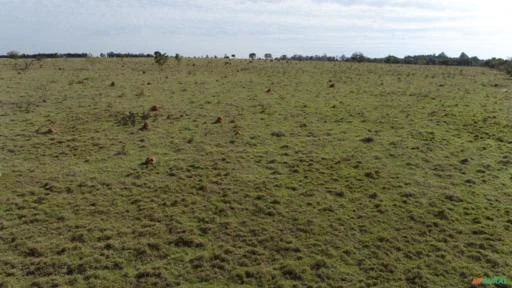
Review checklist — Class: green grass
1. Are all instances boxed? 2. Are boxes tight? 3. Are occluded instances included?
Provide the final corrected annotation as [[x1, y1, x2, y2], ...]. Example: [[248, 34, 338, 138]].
[[1, 58, 512, 287]]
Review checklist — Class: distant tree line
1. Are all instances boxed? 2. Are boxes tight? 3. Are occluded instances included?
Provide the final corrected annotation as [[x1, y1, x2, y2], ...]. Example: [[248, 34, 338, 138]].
[[1, 50, 510, 76], [0, 51, 155, 59], [103, 52, 153, 58], [0, 51, 90, 59], [342, 52, 481, 66], [269, 51, 512, 76]]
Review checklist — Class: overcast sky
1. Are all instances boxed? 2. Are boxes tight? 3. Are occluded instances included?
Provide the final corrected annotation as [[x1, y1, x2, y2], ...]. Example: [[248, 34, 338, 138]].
[[1, 0, 511, 59]]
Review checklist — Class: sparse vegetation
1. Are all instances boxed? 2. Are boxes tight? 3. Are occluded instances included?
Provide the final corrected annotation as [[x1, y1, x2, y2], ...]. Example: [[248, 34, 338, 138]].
[[1, 58, 512, 287]]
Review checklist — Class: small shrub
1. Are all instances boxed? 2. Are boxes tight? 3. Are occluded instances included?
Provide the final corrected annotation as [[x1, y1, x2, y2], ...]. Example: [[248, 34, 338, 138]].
[[117, 110, 151, 127], [154, 51, 169, 69], [279, 263, 304, 281], [118, 112, 137, 127]]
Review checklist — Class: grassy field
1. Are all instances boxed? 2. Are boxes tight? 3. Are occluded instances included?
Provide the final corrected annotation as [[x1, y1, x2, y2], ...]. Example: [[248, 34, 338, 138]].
[[1, 58, 512, 287]]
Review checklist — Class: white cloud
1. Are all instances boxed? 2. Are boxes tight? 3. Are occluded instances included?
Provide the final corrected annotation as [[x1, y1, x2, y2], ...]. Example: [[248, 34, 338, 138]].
[[0, 0, 510, 58]]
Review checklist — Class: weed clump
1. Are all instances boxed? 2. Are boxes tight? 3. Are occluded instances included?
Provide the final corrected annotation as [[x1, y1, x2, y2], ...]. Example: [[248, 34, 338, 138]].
[[173, 236, 204, 248], [118, 112, 137, 127], [139, 121, 150, 131], [310, 258, 329, 270], [360, 136, 374, 144], [271, 131, 286, 137], [445, 194, 463, 202], [117, 110, 151, 127], [135, 270, 162, 280], [23, 246, 45, 258], [279, 263, 304, 281]]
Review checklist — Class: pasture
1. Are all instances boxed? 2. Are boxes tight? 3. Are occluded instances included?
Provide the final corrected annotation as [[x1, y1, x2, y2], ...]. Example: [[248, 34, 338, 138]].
[[0, 58, 512, 287]]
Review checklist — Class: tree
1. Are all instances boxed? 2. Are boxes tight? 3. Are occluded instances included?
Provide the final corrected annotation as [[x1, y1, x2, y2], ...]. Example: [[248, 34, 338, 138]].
[[457, 52, 471, 66], [264, 53, 272, 60], [436, 52, 451, 65], [7, 50, 20, 59], [470, 56, 481, 66], [351, 52, 366, 63], [384, 55, 401, 64], [249, 53, 256, 60]]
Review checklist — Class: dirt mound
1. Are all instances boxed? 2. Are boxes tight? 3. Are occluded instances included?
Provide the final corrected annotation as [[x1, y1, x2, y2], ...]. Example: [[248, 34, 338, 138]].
[[139, 121, 150, 131], [143, 156, 156, 165], [39, 127, 57, 134], [214, 116, 223, 124]]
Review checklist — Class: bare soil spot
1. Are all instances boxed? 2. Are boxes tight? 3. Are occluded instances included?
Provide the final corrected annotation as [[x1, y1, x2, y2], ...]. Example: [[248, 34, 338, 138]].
[[39, 127, 57, 135]]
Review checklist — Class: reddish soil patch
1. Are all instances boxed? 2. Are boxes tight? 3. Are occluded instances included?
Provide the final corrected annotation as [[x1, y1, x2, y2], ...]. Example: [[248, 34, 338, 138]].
[[214, 116, 223, 124], [42, 127, 57, 134]]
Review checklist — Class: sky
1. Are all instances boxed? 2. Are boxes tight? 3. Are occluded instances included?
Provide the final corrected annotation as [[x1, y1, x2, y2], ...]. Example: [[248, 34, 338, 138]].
[[1, 0, 511, 59]]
